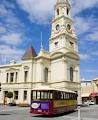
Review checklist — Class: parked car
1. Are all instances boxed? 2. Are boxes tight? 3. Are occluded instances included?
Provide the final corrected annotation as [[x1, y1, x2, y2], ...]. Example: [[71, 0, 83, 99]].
[[8, 100, 16, 106], [84, 100, 95, 106], [77, 103, 89, 107], [9, 102, 16, 106], [84, 101, 90, 106], [89, 100, 95, 105]]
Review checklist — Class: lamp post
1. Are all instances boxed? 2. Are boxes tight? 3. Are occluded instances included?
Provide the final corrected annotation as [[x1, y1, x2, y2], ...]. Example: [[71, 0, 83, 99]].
[[78, 105, 81, 120]]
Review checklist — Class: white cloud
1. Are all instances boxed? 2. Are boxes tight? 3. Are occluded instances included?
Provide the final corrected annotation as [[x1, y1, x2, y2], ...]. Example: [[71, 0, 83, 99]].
[[0, 45, 24, 64], [16, 0, 98, 24], [0, 33, 22, 46], [79, 54, 90, 60], [86, 31, 98, 41], [0, 26, 6, 33], [74, 17, 90, 35], [0, 1, 25, 32], [71, 0, 98, 16], [17, 0, 56, 24], [0, 45, 24, 55], [91, 51, 98, 56], [83, 69, 97, 73]]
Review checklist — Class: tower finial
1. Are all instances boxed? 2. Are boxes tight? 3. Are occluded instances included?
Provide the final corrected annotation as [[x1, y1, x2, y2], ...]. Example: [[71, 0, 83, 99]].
[[41, 32, 44, 51], [56, 0, 69, 4]]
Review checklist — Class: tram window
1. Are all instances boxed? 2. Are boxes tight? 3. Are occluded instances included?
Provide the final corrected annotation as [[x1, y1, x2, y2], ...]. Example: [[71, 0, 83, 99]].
[[61, 92, 64, 100], [41, 92, 44, 99], [72, 94, 74, 99], [63, 93, 64, 99], [66, 93, 70, 99], [68, 93, 70, 99], [71, 94, 73, 99], [44, 92, 48, 99], [69, 93, 71, 99], [64, 93, 66, 99], [65, 93, 67, 99], [47, 92, 50, 99], [50, 92, 53, 99], [40, 91, 49, 100], [53, 91, 61, 100], [69, 93, 72, 99], [33, 91, 36, 100], [37, 91, 40, 99]]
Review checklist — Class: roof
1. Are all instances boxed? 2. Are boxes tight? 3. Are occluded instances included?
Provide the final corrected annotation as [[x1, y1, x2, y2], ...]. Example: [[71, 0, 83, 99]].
[[81, 93, 90, 97], [37, 49, 50, 59], [22, 46, 37, 60], [32, 86, 76, 93]]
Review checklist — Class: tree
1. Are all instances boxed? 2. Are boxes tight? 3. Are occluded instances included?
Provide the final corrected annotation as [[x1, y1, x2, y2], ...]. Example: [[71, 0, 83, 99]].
[[7, 92, 13, 103]]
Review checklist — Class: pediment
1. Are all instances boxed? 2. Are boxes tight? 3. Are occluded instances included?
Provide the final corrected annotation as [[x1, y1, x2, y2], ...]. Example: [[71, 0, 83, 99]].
[[6, 68, 19, 72]]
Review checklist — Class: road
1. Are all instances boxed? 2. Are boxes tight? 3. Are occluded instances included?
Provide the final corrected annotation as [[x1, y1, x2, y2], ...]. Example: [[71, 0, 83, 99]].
[[0, 105, 98, 120]]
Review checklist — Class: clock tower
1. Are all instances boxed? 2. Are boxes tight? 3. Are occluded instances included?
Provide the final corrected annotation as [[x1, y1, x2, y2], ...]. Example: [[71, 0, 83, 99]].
[[49, 0, 78, 54], [49, 0, 81, 104]]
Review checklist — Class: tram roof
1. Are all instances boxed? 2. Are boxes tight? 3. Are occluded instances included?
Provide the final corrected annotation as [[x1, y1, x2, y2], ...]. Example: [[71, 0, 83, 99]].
[[32, 86, 76, 93]]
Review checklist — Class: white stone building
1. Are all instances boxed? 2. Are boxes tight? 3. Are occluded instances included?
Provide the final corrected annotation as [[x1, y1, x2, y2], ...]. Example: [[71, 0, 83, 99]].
[[0, 0, 81, 105]]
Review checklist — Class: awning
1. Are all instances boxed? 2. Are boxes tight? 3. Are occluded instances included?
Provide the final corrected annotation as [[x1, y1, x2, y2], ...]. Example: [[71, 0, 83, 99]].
[[81, 93, 90, 97], [90, 92, 98, 97]]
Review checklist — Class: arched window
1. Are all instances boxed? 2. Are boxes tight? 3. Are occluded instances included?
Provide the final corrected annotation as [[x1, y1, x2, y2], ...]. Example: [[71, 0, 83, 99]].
[[44, 68, 48, 83], [67, 8, 69, 15], [70, 67, 73, 81], [57, 9, 59, 15]]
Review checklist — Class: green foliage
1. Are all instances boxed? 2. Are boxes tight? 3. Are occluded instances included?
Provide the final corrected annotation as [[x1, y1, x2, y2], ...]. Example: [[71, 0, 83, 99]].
[[7, 92, 13, 98]]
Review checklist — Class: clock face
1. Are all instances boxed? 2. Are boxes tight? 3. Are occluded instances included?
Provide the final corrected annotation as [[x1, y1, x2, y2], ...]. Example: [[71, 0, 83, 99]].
[[56, 24, 60, 31], [66, 24, 72, 33]]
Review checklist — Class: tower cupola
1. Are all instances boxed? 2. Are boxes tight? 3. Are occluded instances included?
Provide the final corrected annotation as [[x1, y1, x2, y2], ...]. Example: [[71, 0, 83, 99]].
[[55, 0, 71, 18]]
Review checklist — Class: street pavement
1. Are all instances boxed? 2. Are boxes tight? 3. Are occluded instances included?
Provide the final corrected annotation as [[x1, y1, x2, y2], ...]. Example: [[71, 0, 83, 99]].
[[0, 105, 98, 120]]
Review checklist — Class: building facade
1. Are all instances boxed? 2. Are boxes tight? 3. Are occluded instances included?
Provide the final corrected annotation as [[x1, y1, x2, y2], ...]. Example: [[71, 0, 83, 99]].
[[81, 81, 94, 103], [81, 79, 98, 104], [0, 0, 81, 105]]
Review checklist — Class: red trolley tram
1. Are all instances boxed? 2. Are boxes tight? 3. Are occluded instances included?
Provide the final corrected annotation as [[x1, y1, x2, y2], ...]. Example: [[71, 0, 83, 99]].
[[30, 87, 77, 115]]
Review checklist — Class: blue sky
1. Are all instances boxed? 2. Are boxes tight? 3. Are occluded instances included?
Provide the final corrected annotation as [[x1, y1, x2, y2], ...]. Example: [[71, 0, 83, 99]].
[[0, 0, 98, 80]]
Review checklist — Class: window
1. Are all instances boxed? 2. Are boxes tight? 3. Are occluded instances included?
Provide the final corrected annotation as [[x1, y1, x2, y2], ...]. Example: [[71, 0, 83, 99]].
[[10, 73, 14, 83], [56, 24, 60, 31], [70, 41, 74, 46], [44, 68, 48, 83], [70, 67, 74, 81], [24, 91, 27, 100], [53, 91, 61, 100], [67, 8, 69, 15], [14, 91, 18, 100], [57, 9, 59, 15], [54, 41, 58, 48], [24, 71, 28, 82], [4, 91, 8, 97], [6, 73, 9, 83], [67, 24, 71, 30], [15, 72, 18, 83], [32, 91, 36, 100]]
